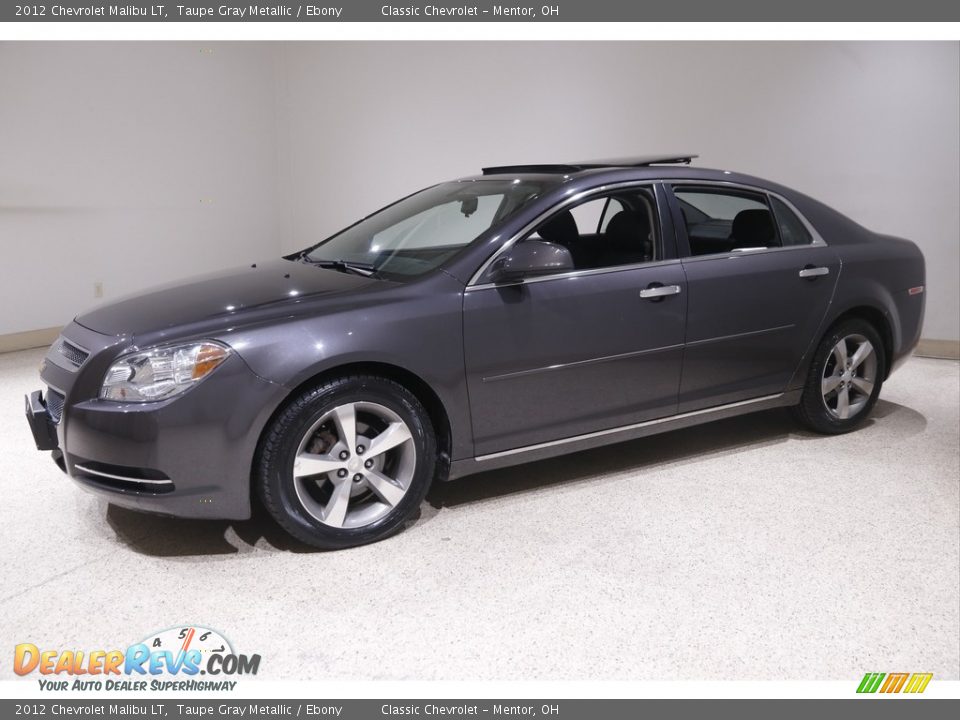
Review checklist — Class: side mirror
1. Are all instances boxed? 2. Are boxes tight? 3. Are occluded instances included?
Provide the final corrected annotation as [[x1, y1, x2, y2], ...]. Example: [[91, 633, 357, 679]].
[[487, 240, 574, 284]]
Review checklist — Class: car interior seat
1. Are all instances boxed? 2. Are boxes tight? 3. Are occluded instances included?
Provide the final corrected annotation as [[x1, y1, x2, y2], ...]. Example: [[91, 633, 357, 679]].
[[597, 210, 653, 267], [729, 209, 776, 249], [537, 210, 579, 247]]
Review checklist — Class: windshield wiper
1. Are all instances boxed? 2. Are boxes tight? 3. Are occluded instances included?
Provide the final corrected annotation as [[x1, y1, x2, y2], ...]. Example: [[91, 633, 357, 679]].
[[300, 255, 379, 277]]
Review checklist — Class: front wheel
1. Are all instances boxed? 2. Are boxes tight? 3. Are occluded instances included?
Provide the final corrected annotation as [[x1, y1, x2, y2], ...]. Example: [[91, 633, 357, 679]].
[[792, 319, 886, 435], [255, 375, 436, 549]]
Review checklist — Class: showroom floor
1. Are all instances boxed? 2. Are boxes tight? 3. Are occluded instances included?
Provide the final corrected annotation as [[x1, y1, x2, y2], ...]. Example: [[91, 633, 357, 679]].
[[1, 347, 957, 681]]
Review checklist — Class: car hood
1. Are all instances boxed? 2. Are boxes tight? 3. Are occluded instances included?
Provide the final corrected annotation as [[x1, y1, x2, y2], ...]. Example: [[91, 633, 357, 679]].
[[75, 258, 378, 337]]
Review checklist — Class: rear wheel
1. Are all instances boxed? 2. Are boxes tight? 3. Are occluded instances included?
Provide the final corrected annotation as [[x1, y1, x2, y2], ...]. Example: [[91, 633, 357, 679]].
[[256, 375, 436, 549], [792, 319, 885, 434]]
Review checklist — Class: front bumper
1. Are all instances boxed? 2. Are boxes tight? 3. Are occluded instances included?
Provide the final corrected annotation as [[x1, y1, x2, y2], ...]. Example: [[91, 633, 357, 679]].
[[28, 322, 287, 520], [25, 390, 58, 451]]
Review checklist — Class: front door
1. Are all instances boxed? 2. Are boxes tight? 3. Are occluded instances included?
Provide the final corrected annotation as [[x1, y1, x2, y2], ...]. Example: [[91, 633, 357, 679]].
[[463, 185, 687, 457]]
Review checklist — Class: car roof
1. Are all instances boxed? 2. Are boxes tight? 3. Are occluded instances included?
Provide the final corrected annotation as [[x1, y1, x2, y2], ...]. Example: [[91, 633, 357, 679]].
[[458, 156, 784, 194], [480, 154, 698, 175]]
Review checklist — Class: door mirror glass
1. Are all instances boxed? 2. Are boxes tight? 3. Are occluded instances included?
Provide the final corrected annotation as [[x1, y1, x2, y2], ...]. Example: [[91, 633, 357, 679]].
[[488, 240, 575, 284]]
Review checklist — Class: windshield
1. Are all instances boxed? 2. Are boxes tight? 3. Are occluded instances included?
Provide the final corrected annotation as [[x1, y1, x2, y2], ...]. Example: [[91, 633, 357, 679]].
[[301, 179, 552, 279]]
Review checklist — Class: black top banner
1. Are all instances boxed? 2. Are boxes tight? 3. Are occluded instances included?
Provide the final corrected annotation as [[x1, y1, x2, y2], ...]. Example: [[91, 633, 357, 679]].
[[4, 0, 960, 22]]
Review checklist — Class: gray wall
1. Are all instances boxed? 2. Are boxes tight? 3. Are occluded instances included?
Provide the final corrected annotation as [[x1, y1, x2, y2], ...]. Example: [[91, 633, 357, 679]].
[[0, 42, 281, 335], [2, 42, 958, 342], [276, 42, 960, 342]]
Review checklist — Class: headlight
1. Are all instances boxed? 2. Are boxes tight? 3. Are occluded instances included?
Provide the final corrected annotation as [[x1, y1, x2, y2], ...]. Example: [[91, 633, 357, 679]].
[[100, 341, 231, 402]]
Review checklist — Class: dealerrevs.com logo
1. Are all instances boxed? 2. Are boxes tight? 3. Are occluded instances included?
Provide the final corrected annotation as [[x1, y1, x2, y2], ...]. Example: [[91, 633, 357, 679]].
[[14, 625, 261, 692]]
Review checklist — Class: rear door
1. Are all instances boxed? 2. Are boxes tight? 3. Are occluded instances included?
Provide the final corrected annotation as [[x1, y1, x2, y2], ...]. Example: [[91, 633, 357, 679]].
[[463, 184, 687, 457], [666, 183, 840, 413]]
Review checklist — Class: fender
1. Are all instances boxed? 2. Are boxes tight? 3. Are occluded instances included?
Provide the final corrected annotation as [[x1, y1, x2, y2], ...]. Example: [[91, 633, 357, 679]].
[[214, 276, 474, 461]]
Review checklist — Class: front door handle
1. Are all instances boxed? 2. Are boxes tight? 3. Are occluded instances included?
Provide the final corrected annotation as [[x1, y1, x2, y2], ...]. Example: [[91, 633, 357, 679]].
[[799, 266, 830, 279], [639, 284, 682, 300]]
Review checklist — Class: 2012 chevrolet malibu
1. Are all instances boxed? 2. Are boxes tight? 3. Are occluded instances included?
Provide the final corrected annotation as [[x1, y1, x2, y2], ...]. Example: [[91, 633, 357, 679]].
[[25, 155, 926, 549]]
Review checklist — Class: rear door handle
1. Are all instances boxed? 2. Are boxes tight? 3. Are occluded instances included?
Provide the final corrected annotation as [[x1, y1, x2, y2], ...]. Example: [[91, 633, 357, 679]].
[[799, 266, 829, 279], [639, 284, 682, 299]]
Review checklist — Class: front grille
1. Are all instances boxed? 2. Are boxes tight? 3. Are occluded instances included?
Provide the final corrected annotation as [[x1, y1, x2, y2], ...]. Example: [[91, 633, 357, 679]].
[[45, 388, 65, 423], [57, 339, 90, 368]]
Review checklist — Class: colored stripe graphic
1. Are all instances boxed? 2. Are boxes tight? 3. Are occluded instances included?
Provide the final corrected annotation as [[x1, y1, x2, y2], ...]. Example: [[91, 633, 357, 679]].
[[857, 673, 885, 693], [880, 673, 910, 693], [903, 673, 933, 694], [857, 672, 932, 694]]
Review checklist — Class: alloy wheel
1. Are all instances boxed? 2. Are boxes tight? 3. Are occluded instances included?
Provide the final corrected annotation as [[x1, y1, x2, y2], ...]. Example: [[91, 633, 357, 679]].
[[292, 401, 416, 529], [820, 333, 878, 421]]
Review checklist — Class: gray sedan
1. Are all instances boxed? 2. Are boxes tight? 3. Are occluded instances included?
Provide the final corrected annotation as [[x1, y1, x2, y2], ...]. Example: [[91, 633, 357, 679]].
[[26, 155, 926, 548]]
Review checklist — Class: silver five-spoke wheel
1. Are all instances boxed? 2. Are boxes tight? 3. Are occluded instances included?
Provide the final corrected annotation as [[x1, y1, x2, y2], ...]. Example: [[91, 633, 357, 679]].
[[820, 333, 877, 421], [292, 401, 416, 530], [257, 375, 437, 548]]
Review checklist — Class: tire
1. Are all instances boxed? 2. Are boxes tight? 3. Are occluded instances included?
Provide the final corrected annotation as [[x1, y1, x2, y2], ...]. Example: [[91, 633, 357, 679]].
[[255, 375, 436, 549], [792, 318, 886, 435]]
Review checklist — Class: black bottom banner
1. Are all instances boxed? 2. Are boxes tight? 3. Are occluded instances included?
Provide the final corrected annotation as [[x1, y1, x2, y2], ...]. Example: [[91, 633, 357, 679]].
[[3, 699, 959, 720]]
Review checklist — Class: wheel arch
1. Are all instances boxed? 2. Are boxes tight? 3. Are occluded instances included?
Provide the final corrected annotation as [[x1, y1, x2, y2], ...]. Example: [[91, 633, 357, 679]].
[[252, 360, 454, 498], [823, 304, 895, 379]]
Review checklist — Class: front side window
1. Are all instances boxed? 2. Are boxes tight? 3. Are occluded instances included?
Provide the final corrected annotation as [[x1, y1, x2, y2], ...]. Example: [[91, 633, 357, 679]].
[[302, 179, 553, 279], [673, 186, 778, 256], [523, 188, 659, 271], [569, 197, 626, 235]]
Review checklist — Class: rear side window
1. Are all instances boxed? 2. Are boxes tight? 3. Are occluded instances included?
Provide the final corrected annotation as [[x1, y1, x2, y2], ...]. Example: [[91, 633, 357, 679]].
[[672, 186, 777, 256], [770, 196, 814, 246]]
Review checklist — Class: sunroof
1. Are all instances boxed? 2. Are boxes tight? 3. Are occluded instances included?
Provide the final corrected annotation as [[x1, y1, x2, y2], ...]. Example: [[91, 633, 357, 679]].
[[481, 154, 698, 175]]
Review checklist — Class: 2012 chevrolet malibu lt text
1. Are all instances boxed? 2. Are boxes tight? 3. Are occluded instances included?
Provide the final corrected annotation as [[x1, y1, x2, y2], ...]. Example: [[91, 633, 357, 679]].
[[25, 156, 926, 549]]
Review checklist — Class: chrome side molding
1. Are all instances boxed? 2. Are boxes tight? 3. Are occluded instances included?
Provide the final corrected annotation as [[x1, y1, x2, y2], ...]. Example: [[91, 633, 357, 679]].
[[475, 393, 784, 462]]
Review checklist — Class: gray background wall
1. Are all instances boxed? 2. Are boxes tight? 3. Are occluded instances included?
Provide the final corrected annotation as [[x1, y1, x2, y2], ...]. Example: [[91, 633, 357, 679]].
[[0, 42, 281, 337], [2, 41, 958, 342]]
